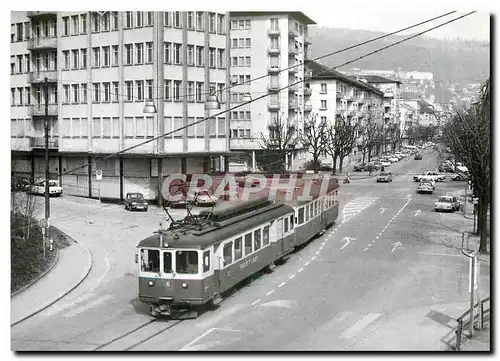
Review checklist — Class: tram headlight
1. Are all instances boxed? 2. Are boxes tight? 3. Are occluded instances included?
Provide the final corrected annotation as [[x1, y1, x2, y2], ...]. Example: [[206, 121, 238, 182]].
[[181, 282, 188, 289], [148, 280, 154, 287]]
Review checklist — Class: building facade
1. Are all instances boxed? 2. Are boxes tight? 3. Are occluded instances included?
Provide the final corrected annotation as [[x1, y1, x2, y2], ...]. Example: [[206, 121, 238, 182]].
[[226, 12, 316, 171], [11, 11, 230, 201]]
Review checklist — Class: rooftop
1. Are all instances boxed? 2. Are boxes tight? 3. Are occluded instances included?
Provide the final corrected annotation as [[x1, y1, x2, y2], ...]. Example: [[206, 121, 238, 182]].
[[229, 11, 316, 24], [358, 75, 403, 85]]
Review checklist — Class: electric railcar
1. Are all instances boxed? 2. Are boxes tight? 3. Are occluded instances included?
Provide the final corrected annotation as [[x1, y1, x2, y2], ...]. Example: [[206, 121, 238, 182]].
[[136, 180, 340, 318]]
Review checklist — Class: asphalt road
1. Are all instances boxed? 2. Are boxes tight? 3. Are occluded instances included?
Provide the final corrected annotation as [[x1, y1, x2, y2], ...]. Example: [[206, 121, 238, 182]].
[[11, 149, 483, 351]]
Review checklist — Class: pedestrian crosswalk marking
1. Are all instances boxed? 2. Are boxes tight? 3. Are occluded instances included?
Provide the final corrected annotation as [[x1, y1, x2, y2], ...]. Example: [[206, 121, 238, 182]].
[[63, 294, 114, 318], [342, 197, 378, 222], [339, 313, 382, 339]]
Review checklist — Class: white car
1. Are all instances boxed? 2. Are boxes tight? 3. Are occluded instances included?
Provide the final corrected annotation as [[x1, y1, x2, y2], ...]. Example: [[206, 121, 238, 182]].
[[31, 180, 63, 196], [434, 195, 460, 212], [419, 176, 436, 189], [191, 189, 217, 207], [386, 157, 399, 163], [379, 160, 392, 167]]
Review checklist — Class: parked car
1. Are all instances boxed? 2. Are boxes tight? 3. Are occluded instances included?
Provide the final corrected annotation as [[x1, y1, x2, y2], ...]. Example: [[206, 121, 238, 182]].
[[376, 172, 393, 183], [124, 192, 148, 211], [191, 189, 217, 207], [434, 195, 461, 212], [30, 180, 63, 196], [353, 163, 366, 172], [417, 182, 434, 194], [414, 153, 423, 160], [379, 159, 392, 167], [11, 177, 30, 192], [413, 171, 445, 183], [451, 173, 468, 181], [386, 157, 399, 163]]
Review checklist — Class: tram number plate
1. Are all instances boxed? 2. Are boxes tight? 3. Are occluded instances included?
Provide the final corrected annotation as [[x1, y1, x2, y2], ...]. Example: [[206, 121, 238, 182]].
[[240, 256, 258, 270]]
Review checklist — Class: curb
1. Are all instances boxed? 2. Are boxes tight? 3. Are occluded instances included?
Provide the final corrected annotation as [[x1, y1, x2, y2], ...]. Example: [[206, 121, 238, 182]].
[[10, 229, 94, 327], [11, 248, 60, 298]]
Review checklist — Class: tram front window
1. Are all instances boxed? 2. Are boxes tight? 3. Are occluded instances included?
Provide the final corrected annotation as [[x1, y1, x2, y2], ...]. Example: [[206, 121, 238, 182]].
[[176, 250, 199, 274], [163, 251, 173, 273], [140, 249, 160, 273]]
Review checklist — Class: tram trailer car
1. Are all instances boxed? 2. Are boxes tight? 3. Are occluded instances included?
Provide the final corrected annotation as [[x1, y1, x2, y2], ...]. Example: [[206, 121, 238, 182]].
[[136, 180, 340, 318]]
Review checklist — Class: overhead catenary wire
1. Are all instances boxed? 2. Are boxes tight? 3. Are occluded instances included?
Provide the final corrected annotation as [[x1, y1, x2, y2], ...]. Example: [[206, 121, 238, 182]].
[[28, 11, 458, 103], [50, 11, 476, 180]]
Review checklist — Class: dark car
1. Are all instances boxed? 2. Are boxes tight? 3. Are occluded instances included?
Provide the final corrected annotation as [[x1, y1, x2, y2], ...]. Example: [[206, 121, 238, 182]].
[[11, 177, 30, 192], [414, 153, 423, 160], [124, 192, 148, 211], [353, 163, 366, 172]]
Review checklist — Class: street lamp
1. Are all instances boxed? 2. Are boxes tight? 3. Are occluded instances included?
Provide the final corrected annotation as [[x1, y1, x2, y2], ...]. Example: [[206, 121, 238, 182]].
[[205, 94, 221, 110], [143, 100, 157, 114]]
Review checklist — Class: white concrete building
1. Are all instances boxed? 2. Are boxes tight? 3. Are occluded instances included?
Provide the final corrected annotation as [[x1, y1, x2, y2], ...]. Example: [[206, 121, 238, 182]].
[[226, 12, 316, 171], [11, 11, 230, 201]]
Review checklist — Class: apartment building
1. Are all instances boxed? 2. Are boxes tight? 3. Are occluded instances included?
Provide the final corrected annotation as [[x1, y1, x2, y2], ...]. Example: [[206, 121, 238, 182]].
[[10, 11, 229, 201], [305, 60, 385, 167], [227, 12, 316, 171]]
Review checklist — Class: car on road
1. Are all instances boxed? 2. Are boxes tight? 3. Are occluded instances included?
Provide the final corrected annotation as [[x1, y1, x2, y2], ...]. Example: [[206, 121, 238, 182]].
[[386, 156, 399, 163], [379, 159, 392, 167], [353, 163, 366, 172], [451, 173, 468, 181], [376, 172, 393, 183], [434, 195, 461, 212], [124, 192, 148, 211], [414, 153, 423, 160], [417, 182, 434, 194], [30, 180, 63, 196], [413, 171, 446, 183]]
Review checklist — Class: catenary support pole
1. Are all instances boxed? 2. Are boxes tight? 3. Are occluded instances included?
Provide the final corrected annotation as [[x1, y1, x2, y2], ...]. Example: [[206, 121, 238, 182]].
[[44, 77, 50, 259]]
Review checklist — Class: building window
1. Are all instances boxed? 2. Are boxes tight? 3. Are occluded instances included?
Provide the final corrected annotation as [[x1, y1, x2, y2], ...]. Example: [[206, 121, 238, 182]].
[[125, 44, 132, 65], [81, 49, 87, 68], [102, 117, 111, 138], [217, 118, 226, 136], [321, 83, 327, 93], [61, 85, 69, 104], [164, 79, 172, 101], [135, 43, 143, 64], [146, 42, 153, 63], [103, 46, 110, 67], [245, 56, 251, 67], [196, 82, 204, 102], [112, 12, 119, 30], [230, 20, 238, 30], [63, 17, 69, 35], [136, 11, 143, 27], [187, 12, 194, 29], [72, 84, 79, 103], [112, 82, 119, 102], [125, 11, 133, 28], [81, 84, 87, 103], [187, 81, 194, 102], [174, 43, 182, 64], [92, 47, 100, 67], [103, 82, 110, 102], [80, 14, 87, 33], [112, 45, 118, 66], [102, 12, 110, 31], [231, 38, 238, 48], [196, 46, 204, 66], [146, 11, 153, 26], [124, 117, 134, 137], [187, 117, 195, 137], [136, 117, 145, 137], [146, 79, 153, 100], [209, 47, 215, 68], [164, 42, 172, 64], [136, 80, 144, 101], [112, 117, 119, 138], [187, 45, 194, 66], [217, 83, 224, 102], [196, 117, 205, 137], [217, 14, 225, 34], [25, 54, 30, 73], [196, 12, 204, 31], [320, 100, 327, 110], [321, 116, 327, 123], [173, 117, 182, 137], [93, 118, 101, 138], [93, 83, 100, 102], [209, 13, 215, 33], [63, 50, 69, 69], [173, 80, 181, 101], [71, 15, 79, 35], [173, 11, 181, 28], [92, 13, 100, 32], [125, 81, 133, 101], [71, 49, 79, 69], [208, 118, 216, 136], [164, 12, 171, 27], [217, 49, 225, 68], [25, 87, 31, 105]]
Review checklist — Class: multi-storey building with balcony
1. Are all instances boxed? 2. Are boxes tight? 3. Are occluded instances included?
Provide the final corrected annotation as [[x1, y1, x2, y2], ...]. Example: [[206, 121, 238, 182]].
[[11, 11, 229, 201], [305, 60, 385, 168], [226, 12, 315, 171]]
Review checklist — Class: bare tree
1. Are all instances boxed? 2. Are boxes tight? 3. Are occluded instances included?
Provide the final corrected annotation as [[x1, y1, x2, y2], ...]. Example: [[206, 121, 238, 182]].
[[442, 78, 490, 253], [257, 113, 299, 173], [324, 118, 358, 174], [357, 115, 380, 163], [302, 114, 328, 173], [386, 122, 402, 152]]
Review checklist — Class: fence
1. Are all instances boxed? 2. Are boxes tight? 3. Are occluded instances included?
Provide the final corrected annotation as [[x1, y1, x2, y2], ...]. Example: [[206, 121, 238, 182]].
[[455, 296, 490, 351]]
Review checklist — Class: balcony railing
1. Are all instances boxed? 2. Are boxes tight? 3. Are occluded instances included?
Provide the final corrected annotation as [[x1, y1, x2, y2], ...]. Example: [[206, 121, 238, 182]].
[[268, 47, 281, 55], [288, 47, 298, 56], [268, 102, 280, 111], [288, 28, 298, 37], [268, 65, 280, 73], [289, 100, 299, 109], [28, 104, 58, 116], [288, 84, 298, 92], [304, 88, 312, 97], [267, 84, 281, 92], [288, 65, 298, 73], [28, 70, 58, 83], [336, 91, 343, 99], [304, 103, 312, 112], [31, 136, 59, 149], [267, 27, 280, 37], [27, 37, 58, 50]]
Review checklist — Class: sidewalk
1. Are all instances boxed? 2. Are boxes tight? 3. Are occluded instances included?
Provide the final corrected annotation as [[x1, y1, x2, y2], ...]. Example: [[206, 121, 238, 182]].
[[11, 242, 93, 326], [460, 318, 491, 351]]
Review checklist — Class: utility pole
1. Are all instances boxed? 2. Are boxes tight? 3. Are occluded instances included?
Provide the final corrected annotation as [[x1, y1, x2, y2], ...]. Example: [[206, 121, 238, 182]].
[[44, 77, 50, 259]]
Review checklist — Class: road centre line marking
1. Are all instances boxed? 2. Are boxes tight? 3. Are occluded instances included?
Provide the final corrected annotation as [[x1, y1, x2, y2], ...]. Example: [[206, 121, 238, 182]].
[[322, 242, 326, 246], [265, 290, 275, 296], [367, 244, 372, 247], [375, 236, 379, 239], [289, 275, 295, 280], [311, 256, 317, 260], [417, 252, 463, 258], [363, 248, 369, 251], [304, 261, 310, 266], [278, 282, 286, 288], [316, 251, 320, 255], [251, 299, 261, 306], [298, 268, 304, 273]]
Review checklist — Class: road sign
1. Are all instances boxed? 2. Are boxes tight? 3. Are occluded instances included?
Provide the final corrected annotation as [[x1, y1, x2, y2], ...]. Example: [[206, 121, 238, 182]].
[[96, 170, 103, 180], [39, 218, 48, 228]]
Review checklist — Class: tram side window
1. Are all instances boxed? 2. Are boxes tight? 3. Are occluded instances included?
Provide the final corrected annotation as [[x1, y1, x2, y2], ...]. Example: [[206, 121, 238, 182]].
[[305, 205, 310, 221], [176, 250, 199, 274], [284, 217, 289, 233], [203, 250, 210, 273], [263, 225, 270, 246], [254, 229, 261, 250], [141, 249, 160, 273], [289, 215, 294, 229], [223, 242, 233, 267], [244, 233, 252, 256], [163, 251, 173, 273], [313, 201, 317, 216], [298, 207, 304, 224], [234, 237, 243, 261]]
